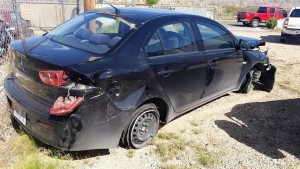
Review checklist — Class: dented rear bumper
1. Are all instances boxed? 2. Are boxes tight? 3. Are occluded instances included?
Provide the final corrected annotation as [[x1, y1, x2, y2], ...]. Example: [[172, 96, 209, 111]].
[[4, 74, 127, 151]]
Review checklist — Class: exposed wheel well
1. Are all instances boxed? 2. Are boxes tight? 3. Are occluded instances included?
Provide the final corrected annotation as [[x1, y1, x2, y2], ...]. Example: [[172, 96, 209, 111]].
[[139, 98, 169, 123]]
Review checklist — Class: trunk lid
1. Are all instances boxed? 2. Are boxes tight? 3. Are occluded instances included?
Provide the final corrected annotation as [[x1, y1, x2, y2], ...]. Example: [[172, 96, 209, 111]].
[[10, 36, 101, 106]]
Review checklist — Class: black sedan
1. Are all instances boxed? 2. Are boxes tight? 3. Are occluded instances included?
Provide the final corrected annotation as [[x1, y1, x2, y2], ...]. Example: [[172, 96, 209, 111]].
[[5, 7, 275, 150]]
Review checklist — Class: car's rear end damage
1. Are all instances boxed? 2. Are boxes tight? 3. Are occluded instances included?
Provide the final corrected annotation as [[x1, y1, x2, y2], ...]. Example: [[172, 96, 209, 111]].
[[4, 38, 133, 150]]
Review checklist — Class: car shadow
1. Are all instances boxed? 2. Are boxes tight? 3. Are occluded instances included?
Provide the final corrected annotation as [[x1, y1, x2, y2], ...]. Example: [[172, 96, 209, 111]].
[[260, 35, 300, 45], [228, 23, 267, 28], [215, 98, 300, 159]]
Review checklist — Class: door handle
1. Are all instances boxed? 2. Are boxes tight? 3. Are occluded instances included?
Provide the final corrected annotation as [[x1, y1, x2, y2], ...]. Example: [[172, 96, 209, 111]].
[[158, 68, 175, 77]]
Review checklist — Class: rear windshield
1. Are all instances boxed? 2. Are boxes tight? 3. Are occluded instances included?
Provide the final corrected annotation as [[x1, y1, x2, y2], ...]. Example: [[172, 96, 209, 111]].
[[290, 9, 300, 17], [46, 11, 141, 55]]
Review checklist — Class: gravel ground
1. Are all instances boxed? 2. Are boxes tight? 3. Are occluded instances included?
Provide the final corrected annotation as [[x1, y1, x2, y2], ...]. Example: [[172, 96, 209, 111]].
[[0, 25, 299, 169]]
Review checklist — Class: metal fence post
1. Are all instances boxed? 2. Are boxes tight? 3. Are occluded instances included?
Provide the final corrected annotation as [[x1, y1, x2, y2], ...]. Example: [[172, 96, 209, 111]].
[[12, 0, 23, 39], [61, 0, 66, 22]]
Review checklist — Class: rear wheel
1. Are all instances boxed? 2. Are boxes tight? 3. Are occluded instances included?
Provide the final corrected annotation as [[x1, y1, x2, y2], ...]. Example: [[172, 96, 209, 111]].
[[280, 32, 287, 43], [122, 103, 160, 149], [251, 19, 259, 27], [243, 22, 250, 26]]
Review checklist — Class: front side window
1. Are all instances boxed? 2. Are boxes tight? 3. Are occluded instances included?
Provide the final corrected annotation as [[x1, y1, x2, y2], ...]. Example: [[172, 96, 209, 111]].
[[46, 12, 140, 54], [270, 8, 275, 14], [197, 22, 235, 51], [157, 22, 196, 55], [290, 9, 300, 17], [257, 7, 267, 13]]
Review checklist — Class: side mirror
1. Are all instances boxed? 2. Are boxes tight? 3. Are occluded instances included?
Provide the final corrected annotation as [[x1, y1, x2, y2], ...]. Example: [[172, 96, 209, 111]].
[[283, 13, 287, 17], [239, 39, 250, 51]]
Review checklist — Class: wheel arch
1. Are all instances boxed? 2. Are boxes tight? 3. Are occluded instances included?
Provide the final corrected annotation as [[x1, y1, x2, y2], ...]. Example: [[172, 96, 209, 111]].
[[252, 17, 261, 22], [138, 97, 169, 123]]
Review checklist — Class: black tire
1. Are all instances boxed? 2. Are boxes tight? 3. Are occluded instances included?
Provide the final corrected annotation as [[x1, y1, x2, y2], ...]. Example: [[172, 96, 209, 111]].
[[243, 22, 250, 26], [121, 103, 160, 149], [280, 32, 287, 43], [251, 19, 259, 27], [239, 70, 254, 94]]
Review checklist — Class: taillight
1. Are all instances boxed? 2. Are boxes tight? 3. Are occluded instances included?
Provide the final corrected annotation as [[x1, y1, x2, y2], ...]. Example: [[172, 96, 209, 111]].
[[39, 70, 68, 87], [283, 19, 289, 28], [50, 96, 84, 116]]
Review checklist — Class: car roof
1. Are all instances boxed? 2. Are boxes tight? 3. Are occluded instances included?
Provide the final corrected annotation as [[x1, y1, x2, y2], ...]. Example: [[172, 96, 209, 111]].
[[91, 7, 199, 22]]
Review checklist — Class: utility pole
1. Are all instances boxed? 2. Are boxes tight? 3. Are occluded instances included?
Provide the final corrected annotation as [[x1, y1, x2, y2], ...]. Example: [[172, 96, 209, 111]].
[[84, 0, 96, 12]]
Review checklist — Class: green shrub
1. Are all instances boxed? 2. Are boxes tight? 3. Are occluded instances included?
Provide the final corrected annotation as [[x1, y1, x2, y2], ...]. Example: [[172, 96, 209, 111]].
[[146, 0, 159, 5], [266, 18, 278, 29]]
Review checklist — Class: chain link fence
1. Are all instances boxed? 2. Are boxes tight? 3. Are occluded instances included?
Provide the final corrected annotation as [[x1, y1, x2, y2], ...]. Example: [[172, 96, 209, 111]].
[[0, 0, 83, 59]]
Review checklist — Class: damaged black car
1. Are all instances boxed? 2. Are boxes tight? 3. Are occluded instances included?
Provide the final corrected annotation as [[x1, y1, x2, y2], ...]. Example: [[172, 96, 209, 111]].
[[5, 7, 276, 150]]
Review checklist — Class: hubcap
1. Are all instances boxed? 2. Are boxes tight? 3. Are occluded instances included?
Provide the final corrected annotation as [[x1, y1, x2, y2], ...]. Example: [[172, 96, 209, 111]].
[[131, 110, 158, 146]]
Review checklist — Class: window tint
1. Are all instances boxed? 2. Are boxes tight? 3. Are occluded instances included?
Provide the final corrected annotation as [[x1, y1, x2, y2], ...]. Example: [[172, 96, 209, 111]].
[[257, 7, 267, 13], [290, 9, 300, 17], [197, 22, 235, 51], [145, 32, 164, 57], [157, 22, 196, 55], [270, 8, 275, 14]]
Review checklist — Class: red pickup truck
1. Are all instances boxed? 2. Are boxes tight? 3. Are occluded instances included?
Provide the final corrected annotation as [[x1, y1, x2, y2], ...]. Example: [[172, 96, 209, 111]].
[[237, 6, 287, 27]]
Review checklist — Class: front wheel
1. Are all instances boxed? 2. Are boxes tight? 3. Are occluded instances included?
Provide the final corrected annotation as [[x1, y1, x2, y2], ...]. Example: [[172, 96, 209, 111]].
[[122, 103, 160, 149]]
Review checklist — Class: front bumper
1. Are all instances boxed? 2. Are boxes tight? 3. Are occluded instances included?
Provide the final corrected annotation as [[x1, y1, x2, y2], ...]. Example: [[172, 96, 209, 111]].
[[4, 75, 126, 151]]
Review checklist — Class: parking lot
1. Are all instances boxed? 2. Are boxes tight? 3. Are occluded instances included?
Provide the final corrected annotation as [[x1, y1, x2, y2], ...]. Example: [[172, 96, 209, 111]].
[[0, 21, 300, 169]]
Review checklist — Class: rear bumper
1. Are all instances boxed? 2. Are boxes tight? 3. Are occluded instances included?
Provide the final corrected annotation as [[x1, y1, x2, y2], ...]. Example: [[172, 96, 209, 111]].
[[237, 18, 249, 22], [282, 28, 300, 37], [4, 74, 127, 151]]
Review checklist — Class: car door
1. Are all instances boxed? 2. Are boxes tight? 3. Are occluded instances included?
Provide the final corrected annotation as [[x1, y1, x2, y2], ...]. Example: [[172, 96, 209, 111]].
[[145, 21, 208, 113], [194, 21, 243, 101], [269, 7, 276, 20]]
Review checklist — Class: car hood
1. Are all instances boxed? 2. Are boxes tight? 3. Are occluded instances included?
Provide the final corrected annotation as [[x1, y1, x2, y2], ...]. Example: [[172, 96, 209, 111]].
[[236, 36, 266, 49], [10, 35, 102, 67]]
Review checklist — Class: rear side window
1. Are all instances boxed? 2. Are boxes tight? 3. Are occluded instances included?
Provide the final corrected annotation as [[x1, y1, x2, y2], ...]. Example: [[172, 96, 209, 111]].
[[196, 22, 235, 51], [270, 8, 275, 14], [145, 32, 164, 57], [257, 7, 267, 13], [290, 9, 300, 17]]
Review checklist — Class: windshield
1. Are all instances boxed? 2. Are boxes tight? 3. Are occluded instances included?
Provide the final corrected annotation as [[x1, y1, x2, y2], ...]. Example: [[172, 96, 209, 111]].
[[46, 12, 140, 54]]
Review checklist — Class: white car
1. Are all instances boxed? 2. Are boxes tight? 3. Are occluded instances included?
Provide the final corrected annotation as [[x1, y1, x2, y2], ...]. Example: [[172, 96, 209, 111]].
[[281, 7, 300, 42]]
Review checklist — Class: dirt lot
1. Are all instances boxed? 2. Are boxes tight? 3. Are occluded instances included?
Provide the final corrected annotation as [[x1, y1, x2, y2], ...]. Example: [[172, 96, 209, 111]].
[[0, 24, 299, 169]]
